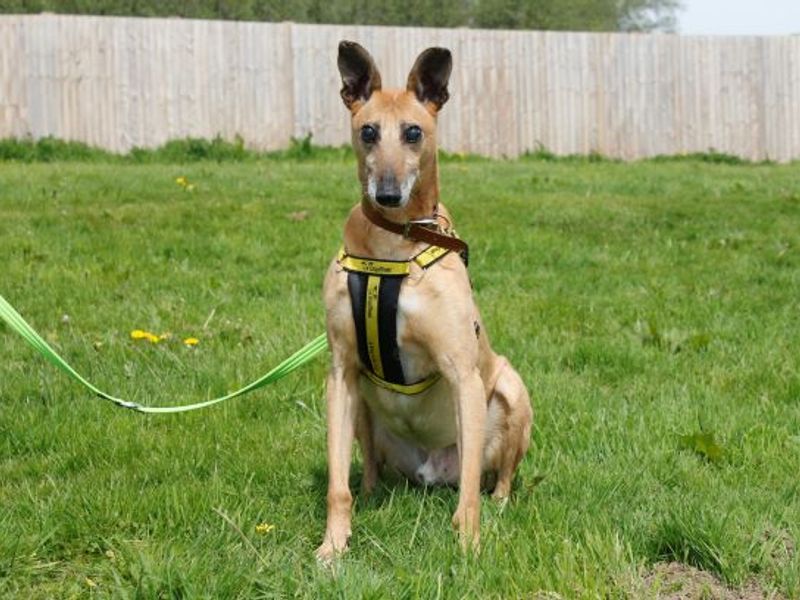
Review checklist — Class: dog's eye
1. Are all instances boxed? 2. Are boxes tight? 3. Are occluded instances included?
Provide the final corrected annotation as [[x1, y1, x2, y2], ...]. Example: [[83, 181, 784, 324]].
[[360, 125, 378, 144], [404, 125, 422, 144]]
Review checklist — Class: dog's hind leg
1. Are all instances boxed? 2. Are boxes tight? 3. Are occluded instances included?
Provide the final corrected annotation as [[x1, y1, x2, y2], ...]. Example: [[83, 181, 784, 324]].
[[485, 361, 532, 500]]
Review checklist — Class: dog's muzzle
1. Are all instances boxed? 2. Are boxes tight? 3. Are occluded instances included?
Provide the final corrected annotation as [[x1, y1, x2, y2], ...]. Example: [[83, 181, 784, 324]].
[[375, 173, 402, 207]]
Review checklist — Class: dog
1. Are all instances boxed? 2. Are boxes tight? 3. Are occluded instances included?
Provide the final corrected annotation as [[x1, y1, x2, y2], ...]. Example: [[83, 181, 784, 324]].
[[317, 41, 533, 561]]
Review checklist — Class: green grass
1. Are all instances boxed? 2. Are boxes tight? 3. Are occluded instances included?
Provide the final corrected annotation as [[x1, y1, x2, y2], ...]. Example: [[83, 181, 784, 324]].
[[1, 152, 799, 598]]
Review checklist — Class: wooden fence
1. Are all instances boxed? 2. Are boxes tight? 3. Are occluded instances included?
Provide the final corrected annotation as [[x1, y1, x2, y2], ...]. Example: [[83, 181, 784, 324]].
[[1, 14, 799, 161]]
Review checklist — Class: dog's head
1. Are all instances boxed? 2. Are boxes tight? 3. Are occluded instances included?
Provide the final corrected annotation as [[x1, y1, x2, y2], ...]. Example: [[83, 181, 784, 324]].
[[337, 41, 452, 210]]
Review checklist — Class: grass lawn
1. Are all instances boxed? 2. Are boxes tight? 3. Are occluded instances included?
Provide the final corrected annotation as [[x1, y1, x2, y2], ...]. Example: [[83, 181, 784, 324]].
[[1, 152, 799, 598]]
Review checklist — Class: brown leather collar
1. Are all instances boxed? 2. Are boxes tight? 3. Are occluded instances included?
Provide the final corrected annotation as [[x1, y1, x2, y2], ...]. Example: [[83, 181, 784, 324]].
[[360, 200, 469, 264]]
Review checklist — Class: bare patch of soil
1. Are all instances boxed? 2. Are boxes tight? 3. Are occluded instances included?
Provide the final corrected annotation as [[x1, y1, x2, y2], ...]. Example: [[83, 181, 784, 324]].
[[641, 562, 784, 600]]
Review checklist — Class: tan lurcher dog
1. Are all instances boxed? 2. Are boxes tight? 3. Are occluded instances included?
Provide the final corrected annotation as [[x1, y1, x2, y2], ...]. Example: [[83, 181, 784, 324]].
[[317, 41, 533, 561]]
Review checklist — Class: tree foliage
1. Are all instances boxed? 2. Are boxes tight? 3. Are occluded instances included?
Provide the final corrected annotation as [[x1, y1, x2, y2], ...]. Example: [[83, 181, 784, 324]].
[[0, 0, 681, 32]]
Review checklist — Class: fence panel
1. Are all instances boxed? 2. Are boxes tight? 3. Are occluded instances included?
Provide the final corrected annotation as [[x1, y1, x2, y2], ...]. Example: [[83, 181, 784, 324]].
[[1, 14, 798, 160]]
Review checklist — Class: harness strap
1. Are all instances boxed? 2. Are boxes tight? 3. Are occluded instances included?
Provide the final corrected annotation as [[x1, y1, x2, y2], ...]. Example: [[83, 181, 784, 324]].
[[337, 245, 450, 273], [363, 369, 441, 395], [352, 270, 409, 383], [338, 251, 410, 276], [339, 244, 452, 395]]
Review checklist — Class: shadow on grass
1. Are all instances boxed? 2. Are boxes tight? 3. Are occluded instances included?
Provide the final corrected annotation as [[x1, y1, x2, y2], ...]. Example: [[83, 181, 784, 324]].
[[309, 460, 534, 522]]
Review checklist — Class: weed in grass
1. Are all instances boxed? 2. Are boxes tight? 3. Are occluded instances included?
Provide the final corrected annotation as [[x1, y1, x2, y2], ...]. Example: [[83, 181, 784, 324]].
[[0, 136, 111, 162], [679, 431, 725, 464], [649, 149, 750, 165], [0, 135, 357, 164], [634, 319, 712, 354]]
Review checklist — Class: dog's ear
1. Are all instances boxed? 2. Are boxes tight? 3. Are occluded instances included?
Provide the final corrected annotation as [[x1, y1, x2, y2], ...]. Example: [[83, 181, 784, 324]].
[[337, 41, 382, 111], [406, 47, 452, 113]]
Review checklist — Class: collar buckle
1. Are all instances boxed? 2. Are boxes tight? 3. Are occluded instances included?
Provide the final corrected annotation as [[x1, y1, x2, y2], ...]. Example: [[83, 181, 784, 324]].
[[404, 217, 439, 238]]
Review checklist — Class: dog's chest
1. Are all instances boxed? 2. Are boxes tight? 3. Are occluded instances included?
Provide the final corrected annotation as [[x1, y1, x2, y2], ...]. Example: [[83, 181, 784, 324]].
[[362, 282, 458, 449], [395, 287, 430, 381]]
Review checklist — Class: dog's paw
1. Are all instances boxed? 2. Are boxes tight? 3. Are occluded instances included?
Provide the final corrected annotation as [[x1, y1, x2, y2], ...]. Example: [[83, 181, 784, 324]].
[[314, 542, 339, 564], [451, 506, 481, 553], [315, 530, 351, 564], [491, 481, 511, 502]]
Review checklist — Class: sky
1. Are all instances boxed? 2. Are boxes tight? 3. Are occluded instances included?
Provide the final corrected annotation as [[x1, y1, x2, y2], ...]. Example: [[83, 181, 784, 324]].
[[679, 0, 800, 35]]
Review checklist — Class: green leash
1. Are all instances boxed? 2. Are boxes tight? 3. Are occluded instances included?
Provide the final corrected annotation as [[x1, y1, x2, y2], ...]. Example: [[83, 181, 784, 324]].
[[0, 293, 328, 414]]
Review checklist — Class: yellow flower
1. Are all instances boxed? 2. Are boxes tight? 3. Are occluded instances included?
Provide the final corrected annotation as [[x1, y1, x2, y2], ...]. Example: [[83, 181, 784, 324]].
[[130, 330, 160, 343], [183, 337, 199, 346], [175, 176, 195, 191], [255, 523, 275, 535]]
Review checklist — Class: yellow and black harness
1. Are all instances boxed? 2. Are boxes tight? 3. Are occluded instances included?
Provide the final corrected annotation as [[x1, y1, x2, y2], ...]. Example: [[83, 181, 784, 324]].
[[338, 244, 460, 395]]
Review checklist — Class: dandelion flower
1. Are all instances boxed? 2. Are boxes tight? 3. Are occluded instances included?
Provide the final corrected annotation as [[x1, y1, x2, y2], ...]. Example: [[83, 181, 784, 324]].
[[131, 330, 160, 343], [175, 176, 195, 191], [183, 337, 199, 346], [255, 523, 275, 535]]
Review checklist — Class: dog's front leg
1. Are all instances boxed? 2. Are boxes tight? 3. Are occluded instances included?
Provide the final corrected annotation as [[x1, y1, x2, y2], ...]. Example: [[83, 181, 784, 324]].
[[316, 364, 360, 562], [448, 366, 486, 551]]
